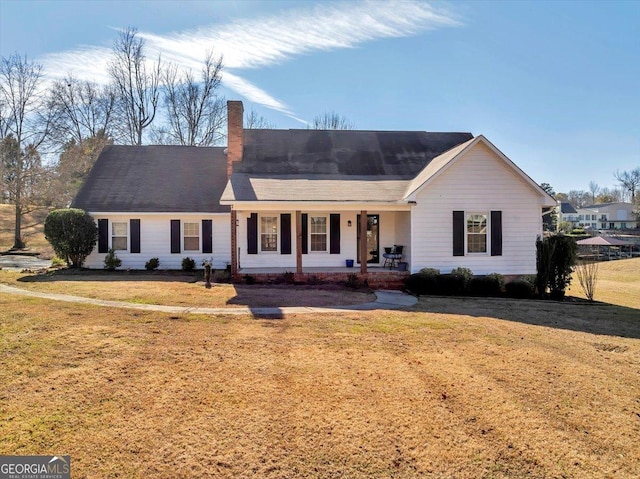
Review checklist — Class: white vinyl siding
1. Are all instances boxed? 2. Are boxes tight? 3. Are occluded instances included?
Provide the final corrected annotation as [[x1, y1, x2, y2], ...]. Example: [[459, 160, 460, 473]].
[[83, 214, 230, 269], [112, 222, 127, 250], [411, 142, 544, 275]]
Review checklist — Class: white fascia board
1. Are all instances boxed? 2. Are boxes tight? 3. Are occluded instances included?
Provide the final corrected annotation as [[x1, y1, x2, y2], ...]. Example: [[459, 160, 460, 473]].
[[87, 211, 230, 216], [229, 201, 412, 212]]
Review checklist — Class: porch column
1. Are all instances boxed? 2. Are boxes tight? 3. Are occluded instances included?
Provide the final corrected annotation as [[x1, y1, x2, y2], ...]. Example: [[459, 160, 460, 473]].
[[230, 209, 238, 277], [296, 210, 303, 274], [360, 210, 368, 275]]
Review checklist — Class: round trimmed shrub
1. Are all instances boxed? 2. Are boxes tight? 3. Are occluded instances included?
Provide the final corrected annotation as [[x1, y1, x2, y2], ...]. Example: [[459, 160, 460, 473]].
[[437, 274, 466, 295], [505, 280, 534, 298], [182, 256, 196, 271], [467, 275, 502, 297], [405, 272, 439, 296], [145, 257, 160, 270], [450, 267, 473, 287], [44, 208, 97, 268]]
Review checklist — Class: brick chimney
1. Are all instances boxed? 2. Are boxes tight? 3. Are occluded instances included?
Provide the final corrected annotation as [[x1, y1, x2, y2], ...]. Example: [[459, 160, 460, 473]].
[[226, 100, 244, 179]]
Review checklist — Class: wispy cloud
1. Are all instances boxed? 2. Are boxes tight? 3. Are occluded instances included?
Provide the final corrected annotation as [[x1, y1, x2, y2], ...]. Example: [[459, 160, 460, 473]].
[[40, 0, 460, 121]]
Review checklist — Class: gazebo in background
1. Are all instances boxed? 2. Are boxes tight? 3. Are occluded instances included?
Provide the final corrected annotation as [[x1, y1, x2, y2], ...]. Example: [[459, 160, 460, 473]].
[[576, 236, 633, 261]]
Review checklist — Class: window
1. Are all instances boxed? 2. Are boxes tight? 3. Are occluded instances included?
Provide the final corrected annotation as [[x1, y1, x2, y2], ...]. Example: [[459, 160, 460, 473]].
[[467, 214, 487, 253], [310, 216, 327, 252], [183, 222, 199, 251], [112, 222, 127, 250], [592, 215, 597, 221], [260, 216, 278, 252]]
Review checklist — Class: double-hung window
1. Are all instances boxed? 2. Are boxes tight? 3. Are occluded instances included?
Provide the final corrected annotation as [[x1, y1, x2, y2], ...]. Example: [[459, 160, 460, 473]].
[[310, 216, 327, 252], [183, 222, 200, 251], [260, 216, 278, 252], [112, 222, 128, 250], [466, 214, 487, 253]]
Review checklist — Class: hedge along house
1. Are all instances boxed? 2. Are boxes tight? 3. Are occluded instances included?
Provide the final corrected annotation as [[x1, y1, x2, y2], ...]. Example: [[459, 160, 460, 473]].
[[71, 145, 231, 269], [221, 101, 557, 279]]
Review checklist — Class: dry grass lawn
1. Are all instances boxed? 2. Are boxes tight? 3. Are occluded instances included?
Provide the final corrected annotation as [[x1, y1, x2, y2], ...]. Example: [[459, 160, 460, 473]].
[[0, 270, 376, 308], [568, 257, 640, 309], [1, 281, 639, 478]]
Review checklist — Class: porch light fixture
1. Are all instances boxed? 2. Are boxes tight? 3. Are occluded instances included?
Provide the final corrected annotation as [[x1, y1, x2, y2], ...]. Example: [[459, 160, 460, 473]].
[[347, 220, 352, 227]]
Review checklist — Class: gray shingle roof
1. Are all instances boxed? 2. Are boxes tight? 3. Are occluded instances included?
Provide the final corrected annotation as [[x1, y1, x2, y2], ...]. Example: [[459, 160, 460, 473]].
[[560, 202, 578, 214], [238, 130, 474, 177], [72, 145, 230, 213]]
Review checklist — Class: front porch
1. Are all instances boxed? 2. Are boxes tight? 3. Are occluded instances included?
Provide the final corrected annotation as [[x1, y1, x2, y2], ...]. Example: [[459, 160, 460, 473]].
[[236, 266, 410, 290], [230, 207, 413, 281]]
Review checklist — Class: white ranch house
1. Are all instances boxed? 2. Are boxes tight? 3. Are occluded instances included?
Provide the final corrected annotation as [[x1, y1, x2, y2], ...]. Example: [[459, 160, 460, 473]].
[[73, 101, 556, 281]]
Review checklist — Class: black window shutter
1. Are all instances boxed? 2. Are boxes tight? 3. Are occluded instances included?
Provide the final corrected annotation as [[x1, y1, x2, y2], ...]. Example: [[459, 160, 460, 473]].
[[98, 219, 108, 253], [330, 213, 341, 254], [202, 219, 213, 254], [280, 214, 291, 254], [247, 213, 258, 254], [452, 211, 465, 256], [130, 219, 141, 253], [301, 213, 308, 254], [170, 220, 181, 254], [491, 211, 502, 256]]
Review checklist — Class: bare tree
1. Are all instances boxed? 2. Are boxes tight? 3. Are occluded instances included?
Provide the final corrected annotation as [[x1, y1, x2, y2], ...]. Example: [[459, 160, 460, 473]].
[[588, 181, 599, 205], [567, 190, 589, 208], [108, 27, 162, 145], [310, 111, 355, 130], [47, 75, 117, 146], [595, 187, 624, 204], [575, 260, 599, 302], [614, 168, 640, 203], [0, 53, 52, 249], [245, 108, 275, 129], [160, 51, 225, 146]]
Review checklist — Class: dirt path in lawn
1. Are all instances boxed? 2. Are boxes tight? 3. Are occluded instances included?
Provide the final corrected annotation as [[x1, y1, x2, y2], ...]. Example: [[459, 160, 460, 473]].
[[0, 283, 417, 317]]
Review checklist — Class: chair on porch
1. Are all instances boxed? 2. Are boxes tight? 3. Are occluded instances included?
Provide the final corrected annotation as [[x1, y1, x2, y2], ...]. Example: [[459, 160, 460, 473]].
[[382, 245, 404, 269]]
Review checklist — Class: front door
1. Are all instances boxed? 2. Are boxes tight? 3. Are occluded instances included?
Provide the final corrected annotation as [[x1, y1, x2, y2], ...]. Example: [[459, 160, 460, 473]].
[[357, 214, 379, 264]]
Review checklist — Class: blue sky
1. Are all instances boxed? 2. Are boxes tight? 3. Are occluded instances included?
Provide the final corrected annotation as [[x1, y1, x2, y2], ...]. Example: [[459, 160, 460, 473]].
[[1, 0, 638, 194]]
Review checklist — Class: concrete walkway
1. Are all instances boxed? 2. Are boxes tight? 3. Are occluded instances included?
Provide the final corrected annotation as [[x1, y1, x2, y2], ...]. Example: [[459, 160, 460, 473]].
[[0, 283, 417, 317]]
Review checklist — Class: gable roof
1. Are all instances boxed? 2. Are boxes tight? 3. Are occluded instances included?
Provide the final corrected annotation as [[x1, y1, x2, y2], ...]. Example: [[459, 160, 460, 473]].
[[403, 135, 557, 206], [72, 145, 230, 213]]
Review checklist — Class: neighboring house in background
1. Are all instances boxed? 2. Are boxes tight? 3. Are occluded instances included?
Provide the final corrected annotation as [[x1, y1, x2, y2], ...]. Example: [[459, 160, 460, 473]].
[[73, 101, 556, 277], [72, 146, 231, 269], [576, 202, 639, 231], [221, 101, 556, 276], [557, 202, 579, 229]]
